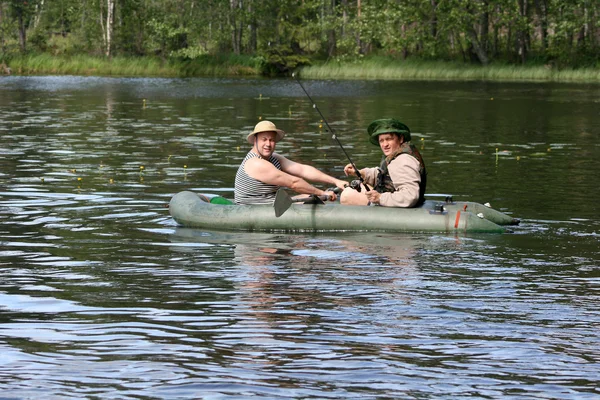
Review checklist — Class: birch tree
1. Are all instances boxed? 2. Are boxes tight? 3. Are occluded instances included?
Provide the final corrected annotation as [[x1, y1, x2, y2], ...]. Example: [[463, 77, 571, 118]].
[[102, 0, 114, 56]]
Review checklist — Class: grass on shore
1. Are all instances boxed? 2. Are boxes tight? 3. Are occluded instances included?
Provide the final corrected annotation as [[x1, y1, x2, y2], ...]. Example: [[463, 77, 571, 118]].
[[5, 54, 177, 76], [300, 58, 600, 83], [4, 53, 261, 77], [3, 53, 600, 83]]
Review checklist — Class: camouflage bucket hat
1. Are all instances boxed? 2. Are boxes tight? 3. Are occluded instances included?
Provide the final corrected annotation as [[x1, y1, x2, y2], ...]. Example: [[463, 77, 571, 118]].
[[367, 119, 411, 146]]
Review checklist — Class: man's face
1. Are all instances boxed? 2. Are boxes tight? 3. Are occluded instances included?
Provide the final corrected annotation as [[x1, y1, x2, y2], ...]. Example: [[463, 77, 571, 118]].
[[378, 133, 402, 157], [255, 131, 277, 157]]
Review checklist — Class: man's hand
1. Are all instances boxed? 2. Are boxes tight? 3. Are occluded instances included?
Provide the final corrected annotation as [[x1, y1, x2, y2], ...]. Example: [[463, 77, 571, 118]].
[[322, 190, 337, 201], [343, 163, 359, 177], [334, 178, 348, 190], [365, 190, 381, 205]]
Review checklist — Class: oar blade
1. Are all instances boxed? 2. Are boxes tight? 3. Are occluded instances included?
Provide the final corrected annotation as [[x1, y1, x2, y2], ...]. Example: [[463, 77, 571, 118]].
[[274, 189, 293, 218]]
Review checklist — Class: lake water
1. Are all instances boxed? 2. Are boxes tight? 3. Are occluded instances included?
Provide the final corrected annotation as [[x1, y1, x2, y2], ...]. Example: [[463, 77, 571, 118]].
[[1, 76, 599, 398]]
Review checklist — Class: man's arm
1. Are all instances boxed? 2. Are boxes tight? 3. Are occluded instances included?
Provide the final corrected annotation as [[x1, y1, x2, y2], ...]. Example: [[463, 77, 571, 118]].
[[280, 156, 347, 189], [245, 155, 332, 197], [343, 163, 378, 187]]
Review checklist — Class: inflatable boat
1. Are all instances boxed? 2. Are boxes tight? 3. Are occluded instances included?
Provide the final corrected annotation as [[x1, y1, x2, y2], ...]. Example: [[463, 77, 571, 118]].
[[169, 190, 519, 234]]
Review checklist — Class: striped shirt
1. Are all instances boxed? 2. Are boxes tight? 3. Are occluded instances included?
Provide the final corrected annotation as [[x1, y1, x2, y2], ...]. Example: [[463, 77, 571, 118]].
[[234, 151, 282, 205]]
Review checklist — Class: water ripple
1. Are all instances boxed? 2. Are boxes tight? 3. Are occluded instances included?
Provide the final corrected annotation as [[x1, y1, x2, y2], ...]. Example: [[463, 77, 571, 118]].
[[1, 77, 599, 399]]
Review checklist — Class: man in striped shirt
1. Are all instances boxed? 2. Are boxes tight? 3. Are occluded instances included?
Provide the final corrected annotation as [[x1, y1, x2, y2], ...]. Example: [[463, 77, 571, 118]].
[[235, 120, 347, 205]]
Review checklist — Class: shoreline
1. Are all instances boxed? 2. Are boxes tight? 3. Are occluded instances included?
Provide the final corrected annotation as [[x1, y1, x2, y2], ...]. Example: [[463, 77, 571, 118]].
[[2, 54, 599, 84], [299, 61, 600, 84]]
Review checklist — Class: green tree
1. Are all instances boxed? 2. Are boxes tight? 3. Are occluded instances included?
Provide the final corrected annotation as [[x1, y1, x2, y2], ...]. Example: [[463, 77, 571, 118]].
[[4, 0, 39, 52]]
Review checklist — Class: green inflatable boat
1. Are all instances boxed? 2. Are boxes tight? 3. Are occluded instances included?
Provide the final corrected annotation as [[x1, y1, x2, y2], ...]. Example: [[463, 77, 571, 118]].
[[169, 190, 519, 234]]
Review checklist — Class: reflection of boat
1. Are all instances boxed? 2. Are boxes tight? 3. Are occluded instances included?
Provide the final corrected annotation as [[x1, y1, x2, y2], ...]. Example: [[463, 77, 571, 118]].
[[170, 191, 517, 234], [172, 227, 292, 248], [171, 228, 423, 266]]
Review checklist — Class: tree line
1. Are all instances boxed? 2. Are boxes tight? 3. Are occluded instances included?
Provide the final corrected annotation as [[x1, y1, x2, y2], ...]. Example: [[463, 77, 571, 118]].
[[0, 0, 598, 72]]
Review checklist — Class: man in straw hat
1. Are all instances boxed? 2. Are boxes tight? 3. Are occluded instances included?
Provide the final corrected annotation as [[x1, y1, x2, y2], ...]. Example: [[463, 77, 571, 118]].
[[340, 118, 427, 207], [235, 120, 348, 205]]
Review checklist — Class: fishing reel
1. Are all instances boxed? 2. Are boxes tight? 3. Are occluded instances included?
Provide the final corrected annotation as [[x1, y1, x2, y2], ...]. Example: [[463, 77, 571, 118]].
[[350, 180, 362, 192]]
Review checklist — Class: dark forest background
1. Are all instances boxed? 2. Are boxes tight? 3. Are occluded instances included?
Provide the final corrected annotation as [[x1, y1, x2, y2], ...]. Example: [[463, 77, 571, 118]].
[[1, 0, 599, 74]]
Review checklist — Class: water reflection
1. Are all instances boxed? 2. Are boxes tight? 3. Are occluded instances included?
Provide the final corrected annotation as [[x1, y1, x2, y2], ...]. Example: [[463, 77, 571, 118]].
[[164, 227, 600, 398]]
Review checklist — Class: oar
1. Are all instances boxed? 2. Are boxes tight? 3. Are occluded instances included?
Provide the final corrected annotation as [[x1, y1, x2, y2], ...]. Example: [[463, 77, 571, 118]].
[[274, 188, 327, 217]]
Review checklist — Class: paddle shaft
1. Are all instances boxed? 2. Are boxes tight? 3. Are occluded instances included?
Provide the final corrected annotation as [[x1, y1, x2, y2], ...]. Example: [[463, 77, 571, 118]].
[[292, 73, 370, 191], [293, 194, 328, 203]]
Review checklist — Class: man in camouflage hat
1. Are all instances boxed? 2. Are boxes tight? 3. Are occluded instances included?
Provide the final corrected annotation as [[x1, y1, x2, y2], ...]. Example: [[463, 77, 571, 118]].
[[340, 118, 427, 207]]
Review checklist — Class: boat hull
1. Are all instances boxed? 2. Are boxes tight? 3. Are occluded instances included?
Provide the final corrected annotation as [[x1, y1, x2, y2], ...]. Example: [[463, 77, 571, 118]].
[[169, 191, 510, 234]]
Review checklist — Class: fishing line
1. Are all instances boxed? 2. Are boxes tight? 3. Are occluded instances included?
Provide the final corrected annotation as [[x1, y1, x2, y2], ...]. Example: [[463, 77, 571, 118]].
[[292, 73, 369, 191]]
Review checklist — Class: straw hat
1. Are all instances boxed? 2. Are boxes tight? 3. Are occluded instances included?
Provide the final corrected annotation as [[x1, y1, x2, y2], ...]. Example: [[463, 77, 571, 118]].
[[247, 120, 286, 145]]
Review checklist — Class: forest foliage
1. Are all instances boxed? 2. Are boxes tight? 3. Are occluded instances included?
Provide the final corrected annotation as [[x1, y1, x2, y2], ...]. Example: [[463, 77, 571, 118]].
[[0, 0, 598, 76]]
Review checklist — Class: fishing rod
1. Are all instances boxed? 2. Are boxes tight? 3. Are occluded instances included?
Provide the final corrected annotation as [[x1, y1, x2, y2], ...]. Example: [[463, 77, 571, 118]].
[[292, 72, 370, 192]]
